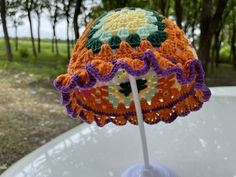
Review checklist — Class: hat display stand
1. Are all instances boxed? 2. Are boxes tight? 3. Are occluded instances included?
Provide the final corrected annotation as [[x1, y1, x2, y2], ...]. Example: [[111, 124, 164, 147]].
[[121, 74, 177, 177]]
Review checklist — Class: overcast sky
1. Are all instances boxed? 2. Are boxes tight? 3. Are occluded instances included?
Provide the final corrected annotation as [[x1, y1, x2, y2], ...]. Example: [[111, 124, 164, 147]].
[[0, 0, 98, 40], [0, 14, 76, 40]]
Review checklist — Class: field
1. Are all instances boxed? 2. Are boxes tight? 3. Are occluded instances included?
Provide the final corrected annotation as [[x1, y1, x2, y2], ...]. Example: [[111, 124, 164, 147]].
[[0, 39, 81, 174], [0, 38, 236, 174]]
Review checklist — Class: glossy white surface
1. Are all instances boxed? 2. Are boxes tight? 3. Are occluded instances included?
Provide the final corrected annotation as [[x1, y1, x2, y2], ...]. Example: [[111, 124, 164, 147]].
[[2, 87, 236, 177]]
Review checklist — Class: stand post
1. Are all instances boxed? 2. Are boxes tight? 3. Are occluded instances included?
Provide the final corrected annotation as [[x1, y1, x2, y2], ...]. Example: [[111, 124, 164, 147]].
[[128, 74, 150, 169]]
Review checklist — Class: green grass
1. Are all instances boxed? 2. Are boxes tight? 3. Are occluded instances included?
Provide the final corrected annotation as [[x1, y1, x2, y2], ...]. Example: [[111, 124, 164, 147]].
[[0, 38, 70, 79]]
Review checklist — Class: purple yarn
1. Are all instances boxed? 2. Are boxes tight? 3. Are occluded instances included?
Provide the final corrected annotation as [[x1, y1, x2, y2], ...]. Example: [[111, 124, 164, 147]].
[[54, 51, 207, 92], [60, 93, 70, 105], [53, 50, 211, 126], [71, 85, 199, 118]]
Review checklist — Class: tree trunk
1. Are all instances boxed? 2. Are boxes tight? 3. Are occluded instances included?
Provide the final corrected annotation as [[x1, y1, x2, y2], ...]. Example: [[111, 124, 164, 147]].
[[198, 34, 212, 72], [198, 0, 228, 74], [232, 9, 236, 70], [66, 17, 71, 60], [160, 0, 166, 16], [51, 36, 54, 53], [216, 33, 223, 66], [37, 12, 41, 53], [55, 36, 59, 56], [0, 0, 13, 61], [27, 11, 37, 57], [174, 0, 182, 28], [52, 24, 55, 53], [73, 0, 82, 40], [211, 32, 218, 71], [52, 25, 59, 55], [15, 25, 18, 51], [191, 0, 198, 48], [198, 0, 212, 72], [210, 30, 223, 72], [213, 29, 222, 68], [165, 0, 171, 17]]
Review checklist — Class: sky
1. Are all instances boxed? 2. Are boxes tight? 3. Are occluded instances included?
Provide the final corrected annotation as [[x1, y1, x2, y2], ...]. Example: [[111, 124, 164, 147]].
[[0, 0, 97, 40], [0, 14, 77, 40]]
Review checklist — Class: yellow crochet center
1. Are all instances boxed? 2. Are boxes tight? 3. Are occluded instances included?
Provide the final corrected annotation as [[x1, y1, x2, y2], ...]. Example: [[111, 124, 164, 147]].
[[103, 10, 148, 34]]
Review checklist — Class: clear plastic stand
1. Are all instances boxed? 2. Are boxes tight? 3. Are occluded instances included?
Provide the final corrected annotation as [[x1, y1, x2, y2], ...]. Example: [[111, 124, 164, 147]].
[[121, 75, 177, 177]]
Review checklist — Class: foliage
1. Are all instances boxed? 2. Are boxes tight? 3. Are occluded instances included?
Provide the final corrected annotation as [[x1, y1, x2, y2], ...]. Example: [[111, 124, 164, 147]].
[[220, 44, 231, 63], [18, 47, 29, 58]]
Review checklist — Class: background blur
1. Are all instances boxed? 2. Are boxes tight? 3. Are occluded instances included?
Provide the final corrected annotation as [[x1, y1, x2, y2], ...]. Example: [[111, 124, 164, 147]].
[[0, 0, 235, 174]]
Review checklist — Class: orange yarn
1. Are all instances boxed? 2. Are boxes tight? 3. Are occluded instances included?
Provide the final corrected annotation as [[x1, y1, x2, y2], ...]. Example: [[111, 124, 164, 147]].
[[54, 8, 211, 126]]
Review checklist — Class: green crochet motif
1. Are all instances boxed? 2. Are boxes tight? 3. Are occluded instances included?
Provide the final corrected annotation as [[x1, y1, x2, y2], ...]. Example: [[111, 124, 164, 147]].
[[147, 31, 167, 47], [126, 33, 141, 47], [86, 38, 103, 53], [154, 21, 167, 31], [86, 28, 97, 39], [108, 35, 122, 49]]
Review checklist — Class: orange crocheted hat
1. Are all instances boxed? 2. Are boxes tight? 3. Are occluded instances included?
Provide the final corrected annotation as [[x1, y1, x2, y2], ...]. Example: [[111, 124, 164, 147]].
[[54, 7, 211, 127]]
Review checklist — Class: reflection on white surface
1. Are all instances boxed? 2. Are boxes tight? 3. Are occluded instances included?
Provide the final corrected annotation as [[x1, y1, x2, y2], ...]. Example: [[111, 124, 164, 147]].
[[2, 87, 236, 177]]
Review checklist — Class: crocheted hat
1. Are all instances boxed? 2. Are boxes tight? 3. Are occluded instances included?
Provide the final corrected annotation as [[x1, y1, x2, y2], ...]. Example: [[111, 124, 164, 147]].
[[54, 7, 211, 127]]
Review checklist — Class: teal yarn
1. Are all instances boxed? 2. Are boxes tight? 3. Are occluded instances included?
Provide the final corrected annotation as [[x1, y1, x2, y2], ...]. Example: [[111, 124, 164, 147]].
[[147, 31, 167, 47], [126, 33, 141, 47], [85, 8, 168, 53], [86, 28, 97, 39], [86, 38, 103, 53], [108, 35, 122, 49]]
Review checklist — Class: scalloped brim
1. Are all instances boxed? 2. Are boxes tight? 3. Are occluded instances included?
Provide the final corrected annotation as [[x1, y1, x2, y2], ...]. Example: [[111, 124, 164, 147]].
[[53, 50, 211, 127]]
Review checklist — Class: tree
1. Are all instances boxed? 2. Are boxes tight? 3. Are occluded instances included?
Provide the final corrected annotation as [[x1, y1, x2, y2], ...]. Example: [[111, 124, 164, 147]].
[[22, 0, 37, 57], [91, 0, 149, 19], [174, 0, 182, 28], [62, 0, 75, 60], [181, 0, 199, 35], [211, 7, 230, 70], [47, 0, 60, 55], [8, 0, 24, 51], [33, 0, 46, 53], [81, 3, 91, 27], [149, 0, 171, 17], [0, 0, 13, 61], [231, 6, 236, 70], [189, 0, 200, 47], [197, 0, 229, 73], [73, 0, 82, 40]]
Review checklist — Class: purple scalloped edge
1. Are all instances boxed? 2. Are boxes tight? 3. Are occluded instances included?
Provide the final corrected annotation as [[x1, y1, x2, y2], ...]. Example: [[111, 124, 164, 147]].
[[53, 50, 211, 126], [63, 85, 206, 126]]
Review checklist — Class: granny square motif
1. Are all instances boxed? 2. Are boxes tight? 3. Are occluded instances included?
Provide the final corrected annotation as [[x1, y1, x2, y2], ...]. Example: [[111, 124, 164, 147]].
[[54, 7, 211, 127]]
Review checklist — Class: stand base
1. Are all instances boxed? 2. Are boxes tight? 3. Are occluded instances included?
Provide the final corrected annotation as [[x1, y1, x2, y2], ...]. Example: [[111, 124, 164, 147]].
[[121, 163, 177, 177]]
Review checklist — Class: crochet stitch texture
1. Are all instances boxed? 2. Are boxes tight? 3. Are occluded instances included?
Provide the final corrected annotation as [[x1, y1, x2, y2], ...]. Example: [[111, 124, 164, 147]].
[[54, 7, 211, 127]]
